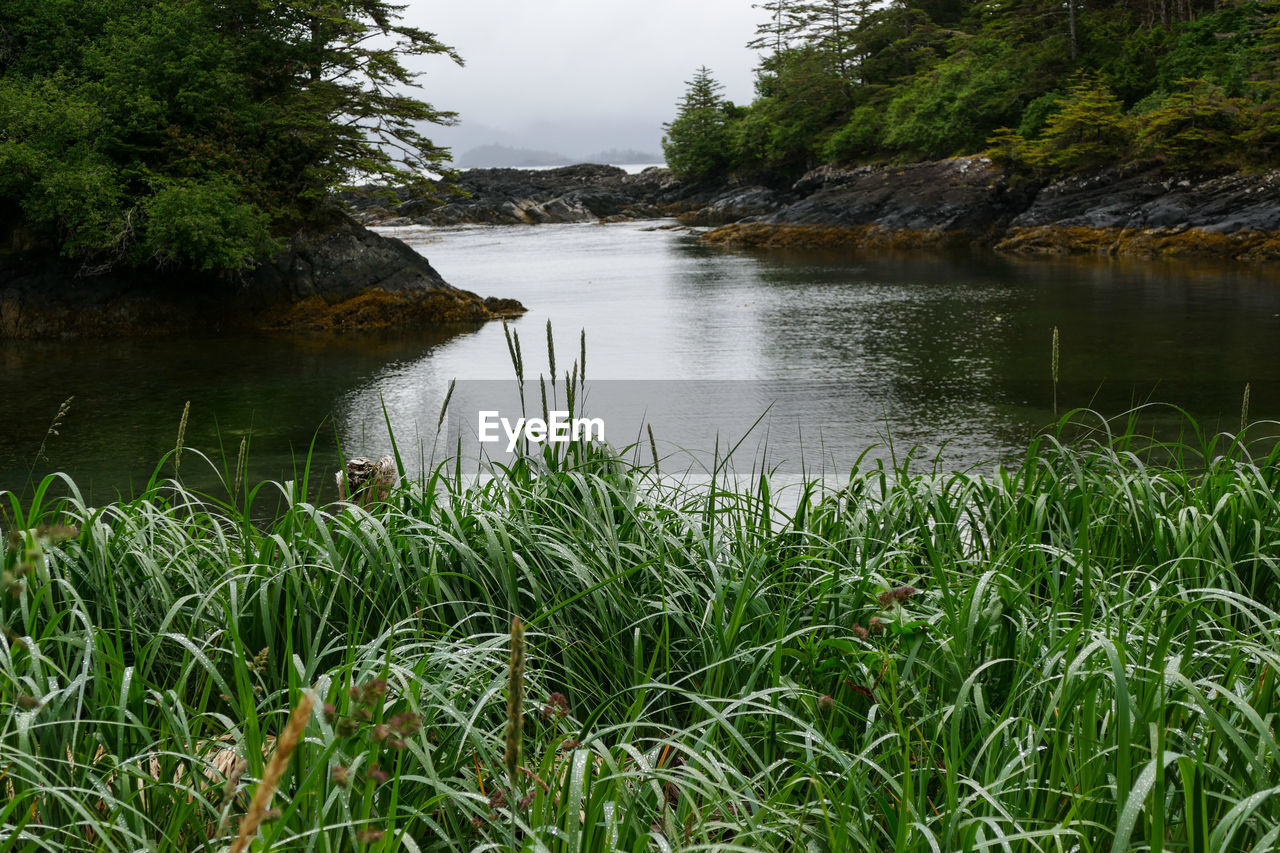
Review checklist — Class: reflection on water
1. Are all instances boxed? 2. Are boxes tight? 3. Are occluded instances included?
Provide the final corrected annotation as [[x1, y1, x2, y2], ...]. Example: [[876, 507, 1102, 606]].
[[0, 328, 478, 502], [4, 220, 1279, 503]]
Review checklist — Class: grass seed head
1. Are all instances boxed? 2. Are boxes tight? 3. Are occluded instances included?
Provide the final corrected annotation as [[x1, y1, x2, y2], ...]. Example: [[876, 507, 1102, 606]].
[[540, 692, 570, 720], [504, 616, 526, 785], [174, 400, 190, 474], [229, 692, 314, 853]]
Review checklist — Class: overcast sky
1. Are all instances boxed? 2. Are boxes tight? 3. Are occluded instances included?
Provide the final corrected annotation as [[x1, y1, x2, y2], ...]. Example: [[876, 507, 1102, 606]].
[[401, 1, 761, 159]]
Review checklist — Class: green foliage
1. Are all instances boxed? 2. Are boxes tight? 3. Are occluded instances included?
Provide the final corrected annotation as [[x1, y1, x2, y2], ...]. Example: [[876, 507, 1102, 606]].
[[677, 0, 1280, 182], [662, 67, 735, 182], [1236, 7, 1280, 163], [5, 407, 1280, 849], [0, 0, 459, 273], [1152, 4, 1266, 94], [881, 43, 1023, 159], [1015, 90, 1064, 139], [984, 126, 1032, 168], [794, 0, 874, 80], [822, 104, 884, 162], [141, 178, 278, 272], [1080, 8, 1173, 103], [1023, 80, 1133, 171], [1136, 79, 1249, 169], [733, 47, 854, 179], [0, 76, 123, 256]]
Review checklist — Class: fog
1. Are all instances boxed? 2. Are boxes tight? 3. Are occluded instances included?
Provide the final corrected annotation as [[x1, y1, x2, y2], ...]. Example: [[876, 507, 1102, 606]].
[[401, 1, 761, 161]]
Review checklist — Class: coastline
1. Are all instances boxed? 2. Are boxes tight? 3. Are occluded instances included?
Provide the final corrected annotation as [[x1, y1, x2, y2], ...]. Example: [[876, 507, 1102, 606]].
[[356, 159, 1280, 264], [0, 217, 525, 340], [7, 157, 1278, 340]]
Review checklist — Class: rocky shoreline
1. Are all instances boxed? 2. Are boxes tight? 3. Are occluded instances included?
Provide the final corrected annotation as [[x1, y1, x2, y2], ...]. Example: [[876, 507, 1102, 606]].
[[7, 159, 1276, 339], [351, 160, 1280, 263], [0, 217, 524, 339], [341, 165, 702, 227]]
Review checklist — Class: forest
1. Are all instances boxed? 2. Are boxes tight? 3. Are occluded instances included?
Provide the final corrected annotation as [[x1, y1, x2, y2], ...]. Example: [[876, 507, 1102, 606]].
[[0, 0, 455, 273], [663, 0, 1280, 182]]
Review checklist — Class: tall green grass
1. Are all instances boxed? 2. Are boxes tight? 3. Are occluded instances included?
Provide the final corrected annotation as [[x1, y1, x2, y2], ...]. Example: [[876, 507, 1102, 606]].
[[2, 406, 1279, 851]]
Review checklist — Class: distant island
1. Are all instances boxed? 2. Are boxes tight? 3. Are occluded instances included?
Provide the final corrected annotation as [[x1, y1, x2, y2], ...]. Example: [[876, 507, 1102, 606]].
[[585, 148, 665, 165], [456, 143, 663, 169], [456, 144, 571, 168]]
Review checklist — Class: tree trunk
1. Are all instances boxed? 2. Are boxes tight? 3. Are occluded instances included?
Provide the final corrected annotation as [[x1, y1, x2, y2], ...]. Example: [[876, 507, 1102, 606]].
[[1068, 0, 1078, 60], [309, 17, 322, 82]]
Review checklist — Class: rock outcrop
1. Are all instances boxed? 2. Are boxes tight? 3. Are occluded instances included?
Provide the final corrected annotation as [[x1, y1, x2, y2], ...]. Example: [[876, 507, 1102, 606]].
[[0, 216, 524, 339], [341, 164, 777, 227], [994, 166, 1280, 260], [676, 186, 783, 226], [702, 158, 1035, 250], [340, 159, 1280, 264], [701, 159, 1280, 262]]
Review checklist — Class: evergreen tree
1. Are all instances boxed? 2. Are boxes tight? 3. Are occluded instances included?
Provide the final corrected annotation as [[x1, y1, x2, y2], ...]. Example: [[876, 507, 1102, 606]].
[[662, 67, 735, 182], [748, 0, 809, 55], [1137, 78, 1247, 167], [795, 0, 869, 79], [0, 0, 459, 272], [1023, 80, 1133, 171], [669, 0, 1280, 183]]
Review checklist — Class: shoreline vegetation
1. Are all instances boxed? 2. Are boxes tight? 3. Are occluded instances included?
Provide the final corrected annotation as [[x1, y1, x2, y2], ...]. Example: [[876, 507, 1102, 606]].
[[642, 0, 1280, 262], [7, 3, 1280, 339], [3, 400, 1280, 850], [0, 0, 524, 339], [660, 3, 1280, 194]]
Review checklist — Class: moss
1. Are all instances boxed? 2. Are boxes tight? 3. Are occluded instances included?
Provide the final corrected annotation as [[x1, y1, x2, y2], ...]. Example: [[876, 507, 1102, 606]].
[[996, 226, 1280, 261], [700, 223, 979, 251], [704, 221, 1280, 262], [255, 288, 516, 332]]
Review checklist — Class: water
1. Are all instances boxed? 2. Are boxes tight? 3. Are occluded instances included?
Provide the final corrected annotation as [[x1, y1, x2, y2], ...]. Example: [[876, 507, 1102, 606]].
[[4, 219, 1278, 504]]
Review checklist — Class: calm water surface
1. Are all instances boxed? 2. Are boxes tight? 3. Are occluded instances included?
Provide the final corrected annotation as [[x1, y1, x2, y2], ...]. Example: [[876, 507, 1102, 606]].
[[4, 220, 1278, 503]]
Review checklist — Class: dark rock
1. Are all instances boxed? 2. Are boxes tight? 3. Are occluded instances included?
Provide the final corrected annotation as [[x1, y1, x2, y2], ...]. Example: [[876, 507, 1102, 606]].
[[756, 157, 1037, 242], [701, 157, 1280, 262], [340, 157, 1280, 263], [1007, 166, 1280, 233], [679, 186, 783, 226], [562, 189, 631, 217], [343, 164, 716, 227], [789, 164, 873, 195], [996, 166, 1280, 259], [0, 216, 524, 339]]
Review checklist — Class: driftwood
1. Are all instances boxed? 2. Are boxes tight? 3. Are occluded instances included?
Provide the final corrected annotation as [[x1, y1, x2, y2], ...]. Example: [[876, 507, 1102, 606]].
[[335, 456, 398, 509]]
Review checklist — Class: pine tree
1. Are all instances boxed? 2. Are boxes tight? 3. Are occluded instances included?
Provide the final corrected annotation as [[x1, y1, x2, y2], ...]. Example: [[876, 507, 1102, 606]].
[[1024, 81, 1133, 171], [0, 0, 460, 272], [748, 0, 809, 55], [662, 67, 735, 182], [794, 0, 872, 80], [1138, 78, 1246, 167]]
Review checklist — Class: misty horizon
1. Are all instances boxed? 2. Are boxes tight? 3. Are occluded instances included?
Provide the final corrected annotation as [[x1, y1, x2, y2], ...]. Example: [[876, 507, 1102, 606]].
[[431, 116, 670, 166], [399, 1, 760, 167]]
